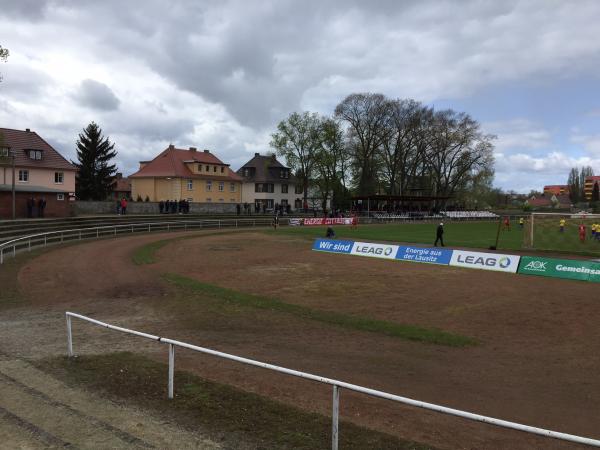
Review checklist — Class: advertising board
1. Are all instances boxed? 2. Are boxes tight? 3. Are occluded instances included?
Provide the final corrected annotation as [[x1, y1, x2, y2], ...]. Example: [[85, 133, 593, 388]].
[[303, 217, 356, 226], [312, 239, 354, 254], [518, 256, 600, 282], [350, 241, 399, 260], [396, 246, 453, 265], [449, 250, 520, 273]]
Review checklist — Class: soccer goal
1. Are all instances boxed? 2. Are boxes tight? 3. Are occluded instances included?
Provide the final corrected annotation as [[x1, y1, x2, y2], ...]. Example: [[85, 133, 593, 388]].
[[524, 212, 600, 255]]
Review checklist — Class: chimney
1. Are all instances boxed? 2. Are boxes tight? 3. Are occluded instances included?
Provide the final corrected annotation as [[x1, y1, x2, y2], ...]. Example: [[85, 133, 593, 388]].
[[189, 147, 197, 151], [26, 128, 31, 132], [116, 172, 123, 179], [168, 144, 175, 150], [254, 153, 260, 157], [203, 149, 210, 153]]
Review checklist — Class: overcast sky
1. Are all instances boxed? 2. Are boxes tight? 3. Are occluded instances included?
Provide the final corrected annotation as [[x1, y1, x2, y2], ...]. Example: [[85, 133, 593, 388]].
[[1, 0, 600, 193]]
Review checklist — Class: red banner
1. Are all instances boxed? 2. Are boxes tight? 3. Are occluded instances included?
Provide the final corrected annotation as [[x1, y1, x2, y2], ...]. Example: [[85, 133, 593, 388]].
[[303, 217, 357, 226]]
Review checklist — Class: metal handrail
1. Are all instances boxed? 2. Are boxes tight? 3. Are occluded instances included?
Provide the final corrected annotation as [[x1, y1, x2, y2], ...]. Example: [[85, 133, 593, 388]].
[[0, 218, 276, 264], [65, 312, 600, 449]]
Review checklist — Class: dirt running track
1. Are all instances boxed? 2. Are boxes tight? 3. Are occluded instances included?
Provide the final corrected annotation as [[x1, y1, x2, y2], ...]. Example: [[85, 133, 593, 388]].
[[3, 230, 600, 449]]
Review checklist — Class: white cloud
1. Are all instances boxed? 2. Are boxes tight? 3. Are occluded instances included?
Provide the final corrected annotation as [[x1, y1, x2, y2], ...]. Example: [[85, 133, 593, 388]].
[[2, 0, 600, 190]]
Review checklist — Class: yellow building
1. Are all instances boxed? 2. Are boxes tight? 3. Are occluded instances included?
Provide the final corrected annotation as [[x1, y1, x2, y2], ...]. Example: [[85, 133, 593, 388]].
[[129, 145, 242, 203]]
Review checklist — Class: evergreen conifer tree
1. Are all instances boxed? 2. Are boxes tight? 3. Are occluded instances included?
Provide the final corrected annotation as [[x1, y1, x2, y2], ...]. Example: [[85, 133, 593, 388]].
[[72, 122, 117, 200], [592, 182, 600, 203]]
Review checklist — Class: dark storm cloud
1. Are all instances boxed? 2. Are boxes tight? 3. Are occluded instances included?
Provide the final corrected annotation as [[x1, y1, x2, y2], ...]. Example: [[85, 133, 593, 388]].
[[0, 0, 50, 20], [74, 79, 120, 111]]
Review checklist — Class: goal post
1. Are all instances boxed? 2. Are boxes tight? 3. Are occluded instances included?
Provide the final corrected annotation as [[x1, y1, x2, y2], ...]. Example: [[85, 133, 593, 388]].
[[524, 212, 600, 255]]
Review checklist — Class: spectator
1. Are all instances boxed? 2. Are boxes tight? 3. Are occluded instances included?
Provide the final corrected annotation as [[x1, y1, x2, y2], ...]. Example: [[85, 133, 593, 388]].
[[120, 197, 128, 215], [159, 200, 164, 214], [434, 222, 444, 247]]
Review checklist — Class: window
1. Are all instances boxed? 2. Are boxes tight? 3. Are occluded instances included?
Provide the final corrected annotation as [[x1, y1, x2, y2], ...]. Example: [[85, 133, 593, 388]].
[[243, 168, 249, 177], [57, 193, 64, 201], [205, 165, 209, 171], [230, 198, 236, 202], [187, 198, 193, 202], [281, 184, 288, 193], [230, 183, 236, 192], [206, 198, 212, 202], [187, 179, 193, 191], [295, 184, 303, 194], [255, 183, 274, 193], [0, 147, 9, 157], [55, 172, 64, 184], [29, 150, 42, 160], [213, 166, 217, 172], [197, 164, 202, 172], [18, 170, 29, 182], [220, 166, 224, 173], [219, 198, 224, 202], [218, 181, 224, 191], [206, 180, 212, 191]]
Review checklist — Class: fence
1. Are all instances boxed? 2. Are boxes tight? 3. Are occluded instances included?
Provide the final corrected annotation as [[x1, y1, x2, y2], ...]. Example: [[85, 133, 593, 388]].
[[65, 312, 600, 449], [0, 218, 276, 264]]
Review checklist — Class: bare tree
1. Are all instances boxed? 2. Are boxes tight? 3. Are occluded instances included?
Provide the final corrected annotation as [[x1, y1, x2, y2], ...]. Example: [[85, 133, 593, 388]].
[[425, 109, 495, 209], [0, 45, 9, 82], [335, 93, 394, 195]]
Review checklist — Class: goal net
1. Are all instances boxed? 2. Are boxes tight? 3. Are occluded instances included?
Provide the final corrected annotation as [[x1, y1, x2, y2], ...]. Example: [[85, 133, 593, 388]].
[[524, 212, 600, 255]]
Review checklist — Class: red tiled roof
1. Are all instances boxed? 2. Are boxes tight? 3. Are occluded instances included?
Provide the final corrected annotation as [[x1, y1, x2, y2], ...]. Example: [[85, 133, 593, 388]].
[[0, 127, 76, 171], [130, 146, 242, 181]]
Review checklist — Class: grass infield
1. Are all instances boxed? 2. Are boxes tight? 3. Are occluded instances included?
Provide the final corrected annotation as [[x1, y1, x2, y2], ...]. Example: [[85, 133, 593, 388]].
[[163, 273, 478, 347], [270, 221, 523, 251], [39, 353, 436, 450]]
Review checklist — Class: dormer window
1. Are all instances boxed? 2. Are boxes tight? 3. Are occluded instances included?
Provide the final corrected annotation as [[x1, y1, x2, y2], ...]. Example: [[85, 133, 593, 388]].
[[220, 166, 224, 173], [243, 168, 249, 177], [29, 150, 43, 160], [0, 147, 9, 157]]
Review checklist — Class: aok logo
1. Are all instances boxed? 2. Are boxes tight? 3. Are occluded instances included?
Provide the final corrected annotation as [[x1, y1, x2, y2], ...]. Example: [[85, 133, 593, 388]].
[[524, 260, 547, 271], [355, 245, 394, 256], [457, 255, 500, 267]]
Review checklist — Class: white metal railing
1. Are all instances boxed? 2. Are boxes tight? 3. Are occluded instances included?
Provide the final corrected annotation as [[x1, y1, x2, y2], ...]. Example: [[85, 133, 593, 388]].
[[0, 218, 276, 264], [65, 312, 600, 449]]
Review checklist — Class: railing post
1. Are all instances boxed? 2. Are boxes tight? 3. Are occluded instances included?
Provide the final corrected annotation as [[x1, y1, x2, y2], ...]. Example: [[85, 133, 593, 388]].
[[79, 231, 82, 240], [332, 385, 340, 450], [44, 235, 47, 246], [66, 314, 73, 357], [168, 224, 170, 232], [148, 224, 151, 232], [13, 245, 16, 257], [97, 228, 99, 238], [28, 238, 31, 251], [61, 232, 63, 243], [114, 226, 116, 236], [1, 247, 3, 264], [168, 343, 175, 399]]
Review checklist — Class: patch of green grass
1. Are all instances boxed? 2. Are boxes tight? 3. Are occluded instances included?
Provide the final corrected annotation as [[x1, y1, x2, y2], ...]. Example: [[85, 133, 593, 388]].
[[132, 239, 170, 265], [163, 273, 477, 347], [271, 221, 523, 251], [40, 352, 437, 450]]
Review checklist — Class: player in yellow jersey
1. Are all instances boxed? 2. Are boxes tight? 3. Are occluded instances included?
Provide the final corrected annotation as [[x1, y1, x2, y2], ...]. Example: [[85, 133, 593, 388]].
[[559, 218, 566, 233]]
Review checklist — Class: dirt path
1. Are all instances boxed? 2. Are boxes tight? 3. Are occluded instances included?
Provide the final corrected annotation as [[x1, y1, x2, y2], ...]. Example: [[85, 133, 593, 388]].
[[4, 230, 599, 449]]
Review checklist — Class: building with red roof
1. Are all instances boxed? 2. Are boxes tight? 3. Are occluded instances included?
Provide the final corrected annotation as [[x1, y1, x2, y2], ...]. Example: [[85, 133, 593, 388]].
[[0, 127, 76, 219], [129, 145, 242, 203], [584, 176, 600, 200], [543, 185, 570, 196]]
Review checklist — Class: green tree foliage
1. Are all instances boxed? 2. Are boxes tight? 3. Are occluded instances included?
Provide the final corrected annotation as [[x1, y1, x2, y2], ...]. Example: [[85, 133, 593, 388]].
[[270, 112, 321, 210], [72, 122, 118, 200], [313, 117, 351, 211], [592, 182, 600, 202]]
